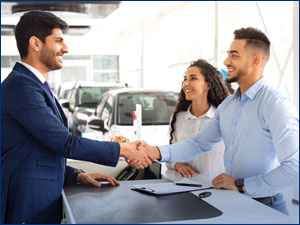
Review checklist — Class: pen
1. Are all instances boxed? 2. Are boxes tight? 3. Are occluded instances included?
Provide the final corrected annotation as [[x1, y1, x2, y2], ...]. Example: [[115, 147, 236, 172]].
[[175, 183, 202, 187]]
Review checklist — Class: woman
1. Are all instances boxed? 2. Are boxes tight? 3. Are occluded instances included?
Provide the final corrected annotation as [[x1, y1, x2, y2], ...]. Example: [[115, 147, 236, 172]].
[[166, 59, 230, 179]]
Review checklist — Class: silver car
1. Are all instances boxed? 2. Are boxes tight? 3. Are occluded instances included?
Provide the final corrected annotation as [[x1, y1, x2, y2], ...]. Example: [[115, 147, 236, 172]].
[[61, 81, 128, 136], [83, 88, 178, 145]]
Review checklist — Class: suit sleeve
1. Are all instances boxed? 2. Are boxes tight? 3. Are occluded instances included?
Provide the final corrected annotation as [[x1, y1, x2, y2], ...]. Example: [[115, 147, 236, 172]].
[[5, 74, 120, 167], [64, 165, 77, 185]]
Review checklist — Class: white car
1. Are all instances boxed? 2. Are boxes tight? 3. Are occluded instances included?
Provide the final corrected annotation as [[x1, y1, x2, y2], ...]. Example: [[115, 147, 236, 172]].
[[83, 88, 178, 145]]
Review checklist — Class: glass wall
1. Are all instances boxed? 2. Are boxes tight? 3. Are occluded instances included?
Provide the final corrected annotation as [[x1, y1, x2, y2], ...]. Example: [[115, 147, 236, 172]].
[[117, 1, 216, 92], [1, 55, 119, 89], [1, 1, 297, 107], [113, 1, 297, 105], [217, 1, 296, 102]]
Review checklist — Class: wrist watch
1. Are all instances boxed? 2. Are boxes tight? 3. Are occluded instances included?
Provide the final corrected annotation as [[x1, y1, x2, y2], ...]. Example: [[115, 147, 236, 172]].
[[72, 169, 85, 184], [235, 178, 245, 193]]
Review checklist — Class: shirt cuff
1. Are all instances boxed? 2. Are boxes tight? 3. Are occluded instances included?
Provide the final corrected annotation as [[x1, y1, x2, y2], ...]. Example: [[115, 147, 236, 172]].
[[166, 162, 176, 169], [157, 145, 171, 162]]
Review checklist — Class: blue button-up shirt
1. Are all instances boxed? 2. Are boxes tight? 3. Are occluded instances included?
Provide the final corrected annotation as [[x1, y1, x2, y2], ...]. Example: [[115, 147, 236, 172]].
[[159, 77, 299, 198]]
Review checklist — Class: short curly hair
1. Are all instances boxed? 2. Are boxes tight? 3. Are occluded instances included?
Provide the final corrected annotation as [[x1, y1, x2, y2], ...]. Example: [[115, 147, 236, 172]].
[[234, 27, 270, 61]]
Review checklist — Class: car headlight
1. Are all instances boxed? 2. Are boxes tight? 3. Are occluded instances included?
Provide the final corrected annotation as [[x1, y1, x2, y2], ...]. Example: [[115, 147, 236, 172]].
[[76, 112, 89, 121]]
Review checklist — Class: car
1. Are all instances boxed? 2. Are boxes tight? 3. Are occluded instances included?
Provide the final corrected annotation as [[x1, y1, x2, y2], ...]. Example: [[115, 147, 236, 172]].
[[56, 81, 77, 101], [61, 81, 128, 136], [82, 88, 178, 145], [55, 81, 78, 117]]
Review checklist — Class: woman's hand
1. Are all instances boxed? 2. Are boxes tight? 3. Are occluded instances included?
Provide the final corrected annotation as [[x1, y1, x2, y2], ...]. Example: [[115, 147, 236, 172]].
[[174, 163, 196, 178]]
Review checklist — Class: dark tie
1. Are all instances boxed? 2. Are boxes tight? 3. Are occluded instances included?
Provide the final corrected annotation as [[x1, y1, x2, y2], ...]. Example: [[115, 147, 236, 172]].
[[44, 80, 54, 99]]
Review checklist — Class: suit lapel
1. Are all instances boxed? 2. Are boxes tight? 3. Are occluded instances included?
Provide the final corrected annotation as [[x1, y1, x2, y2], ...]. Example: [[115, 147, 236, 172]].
[[55, 98, 68, 127], [13, 63, 67, 127], [44, 88, 65, 125]]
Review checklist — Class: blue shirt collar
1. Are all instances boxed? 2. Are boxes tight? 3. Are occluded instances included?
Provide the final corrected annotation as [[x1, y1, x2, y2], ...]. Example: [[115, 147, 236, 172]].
[[233, 77, 266, 101]]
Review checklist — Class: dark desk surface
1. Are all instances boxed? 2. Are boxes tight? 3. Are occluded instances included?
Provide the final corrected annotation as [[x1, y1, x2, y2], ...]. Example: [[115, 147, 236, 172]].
[[63, 179, 222, 224]]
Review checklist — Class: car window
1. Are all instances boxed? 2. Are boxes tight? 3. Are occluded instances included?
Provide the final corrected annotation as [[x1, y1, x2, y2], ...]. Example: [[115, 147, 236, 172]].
[[100, 96, 113, 122], [117, 92, 178, 125], [62, 89, 72, 100], [78, 86, 123, 108], [57, 86, 62, 98]]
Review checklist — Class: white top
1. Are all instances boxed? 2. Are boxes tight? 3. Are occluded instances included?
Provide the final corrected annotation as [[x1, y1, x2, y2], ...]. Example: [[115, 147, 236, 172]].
[[166, 105, 225, 179]]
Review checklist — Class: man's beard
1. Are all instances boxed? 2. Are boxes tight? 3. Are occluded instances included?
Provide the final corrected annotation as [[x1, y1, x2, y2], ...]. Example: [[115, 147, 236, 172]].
[[226, 68, 247, 83], [40, 46, 62, 71], [226, 73, 240, 83]]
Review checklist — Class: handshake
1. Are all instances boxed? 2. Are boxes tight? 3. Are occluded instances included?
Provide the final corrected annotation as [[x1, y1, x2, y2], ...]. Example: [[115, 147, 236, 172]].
[[119, 141, 162, 169]]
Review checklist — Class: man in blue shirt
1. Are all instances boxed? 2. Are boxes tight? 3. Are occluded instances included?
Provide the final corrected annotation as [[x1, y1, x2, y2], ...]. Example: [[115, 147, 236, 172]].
[[141, 27, 299, 215]]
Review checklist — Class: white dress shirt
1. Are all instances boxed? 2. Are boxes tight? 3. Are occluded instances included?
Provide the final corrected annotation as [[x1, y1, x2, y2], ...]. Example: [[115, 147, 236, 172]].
[[19, 61, 46, 84], [165, 105, 225, 179]]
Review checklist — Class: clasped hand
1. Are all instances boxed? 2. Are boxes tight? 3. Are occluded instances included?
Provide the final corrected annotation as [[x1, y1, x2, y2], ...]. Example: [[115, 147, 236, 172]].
[[119, 140, 161, 169]]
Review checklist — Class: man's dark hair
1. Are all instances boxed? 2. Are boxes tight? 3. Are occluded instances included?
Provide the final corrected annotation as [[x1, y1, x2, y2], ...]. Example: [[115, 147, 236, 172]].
[[234, 27, 271, 61], [15, 10, 68, 59]]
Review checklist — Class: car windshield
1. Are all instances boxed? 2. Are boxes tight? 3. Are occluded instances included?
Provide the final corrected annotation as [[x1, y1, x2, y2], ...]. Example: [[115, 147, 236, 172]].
[[117, 92, 178, 125], [79, 86, 122, 108], [61, 89, 71, 100]]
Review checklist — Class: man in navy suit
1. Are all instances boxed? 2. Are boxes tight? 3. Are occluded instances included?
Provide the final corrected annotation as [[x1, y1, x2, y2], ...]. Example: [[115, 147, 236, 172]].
[[1, 10, 153, 224]]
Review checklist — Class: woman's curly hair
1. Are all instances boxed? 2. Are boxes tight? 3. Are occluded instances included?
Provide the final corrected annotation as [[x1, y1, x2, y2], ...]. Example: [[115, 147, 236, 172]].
[[169, 59, 230, 144]]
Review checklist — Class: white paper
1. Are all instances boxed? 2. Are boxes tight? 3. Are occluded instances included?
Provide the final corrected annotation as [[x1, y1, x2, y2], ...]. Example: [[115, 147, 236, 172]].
[[133, 179, 213, 195]]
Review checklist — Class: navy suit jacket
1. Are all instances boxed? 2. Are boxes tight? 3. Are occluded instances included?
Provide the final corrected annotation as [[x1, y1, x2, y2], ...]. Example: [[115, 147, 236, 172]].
[[1, 63, 120, 223]]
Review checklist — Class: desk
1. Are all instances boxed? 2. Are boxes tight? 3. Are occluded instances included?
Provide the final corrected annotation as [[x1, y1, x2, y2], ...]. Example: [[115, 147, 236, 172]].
[[63, 167, 295, 224], [160, 166, 295, 224]]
